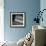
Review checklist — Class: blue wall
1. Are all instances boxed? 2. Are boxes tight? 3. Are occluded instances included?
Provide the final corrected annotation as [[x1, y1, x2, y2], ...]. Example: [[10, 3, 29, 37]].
[[40, 0, 46, 27], [4, 0, 40, 42]]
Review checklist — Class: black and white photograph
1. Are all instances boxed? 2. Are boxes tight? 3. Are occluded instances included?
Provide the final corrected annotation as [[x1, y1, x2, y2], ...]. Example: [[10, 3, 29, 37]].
[[10, 12, 25, 27]]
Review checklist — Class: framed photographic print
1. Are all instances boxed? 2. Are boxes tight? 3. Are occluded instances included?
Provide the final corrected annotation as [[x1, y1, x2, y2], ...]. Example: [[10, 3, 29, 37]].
[[10, 12, 26, 27]]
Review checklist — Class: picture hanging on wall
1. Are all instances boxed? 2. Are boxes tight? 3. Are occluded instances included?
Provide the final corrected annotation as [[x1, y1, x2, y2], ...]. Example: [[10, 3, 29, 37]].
[[10, 12, 26, 27]]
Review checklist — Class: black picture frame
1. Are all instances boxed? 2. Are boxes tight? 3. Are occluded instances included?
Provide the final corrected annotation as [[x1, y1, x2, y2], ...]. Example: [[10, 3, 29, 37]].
[[10, 12, 26, 28]]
